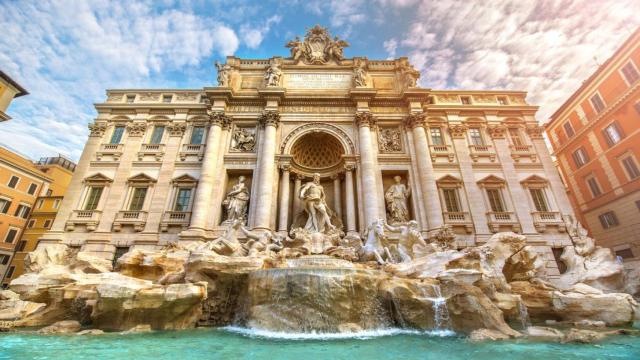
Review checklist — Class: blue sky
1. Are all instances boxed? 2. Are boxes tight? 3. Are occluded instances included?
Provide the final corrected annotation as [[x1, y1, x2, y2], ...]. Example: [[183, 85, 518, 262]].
[[1, 0, 638, 161]]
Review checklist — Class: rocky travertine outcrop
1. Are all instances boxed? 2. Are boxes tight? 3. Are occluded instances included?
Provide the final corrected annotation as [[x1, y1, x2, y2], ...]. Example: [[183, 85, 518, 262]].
[[38, 320, 81, 334]]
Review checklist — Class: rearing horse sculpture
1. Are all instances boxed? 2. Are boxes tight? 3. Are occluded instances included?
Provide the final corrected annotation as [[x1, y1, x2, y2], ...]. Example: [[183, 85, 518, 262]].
[[360, 219, 394, 264]]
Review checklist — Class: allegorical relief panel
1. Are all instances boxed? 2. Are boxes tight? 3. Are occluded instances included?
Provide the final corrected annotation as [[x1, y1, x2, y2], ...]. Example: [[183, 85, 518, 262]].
[[230, 126, 256, 152], [378, 127, 403, 153]]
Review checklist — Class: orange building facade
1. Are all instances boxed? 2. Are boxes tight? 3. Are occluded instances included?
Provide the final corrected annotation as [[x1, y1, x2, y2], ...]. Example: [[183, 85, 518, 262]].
[[546, 28, 640, 271]]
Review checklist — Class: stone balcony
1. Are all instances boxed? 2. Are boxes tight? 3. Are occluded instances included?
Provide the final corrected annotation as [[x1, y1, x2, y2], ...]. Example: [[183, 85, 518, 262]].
[[137, 144, 165, 161], [179, 143, 205, 162], [443, 211, 473, 233], [531, 211, 565, 233], [509, 144, 537, 162], [160, 211, 191, 232], [429, 144, 455, 162], [468, 144, 496, 162], [65, 210, 102, 231], [486, 211, 521, 233], [113, 210, 148, 232], [96, 143, 124, 161]]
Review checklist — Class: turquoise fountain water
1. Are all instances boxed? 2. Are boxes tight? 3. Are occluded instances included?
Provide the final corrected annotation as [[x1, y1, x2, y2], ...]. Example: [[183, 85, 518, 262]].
[[1, 328, 640, 360]]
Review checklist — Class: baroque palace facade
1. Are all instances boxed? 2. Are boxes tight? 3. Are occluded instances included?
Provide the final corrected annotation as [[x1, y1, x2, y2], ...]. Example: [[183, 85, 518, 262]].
[[40, 26, 576, 278]]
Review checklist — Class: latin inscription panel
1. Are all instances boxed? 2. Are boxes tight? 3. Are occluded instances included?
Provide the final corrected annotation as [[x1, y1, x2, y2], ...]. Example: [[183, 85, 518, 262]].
[[284, 73, 352, 89]]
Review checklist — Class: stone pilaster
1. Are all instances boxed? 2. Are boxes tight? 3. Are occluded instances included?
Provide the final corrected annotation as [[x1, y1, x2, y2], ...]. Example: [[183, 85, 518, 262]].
[[332, 173, 342, 219], [344, 163, 357, 235], [253, 110, 280, 230], [405, 113, 443, 230], [278, 163, 291, 233], [355, 111, 379, 227]]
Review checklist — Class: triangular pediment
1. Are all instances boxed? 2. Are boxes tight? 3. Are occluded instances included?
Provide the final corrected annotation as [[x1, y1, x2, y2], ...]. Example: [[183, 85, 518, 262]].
[[477, 175, 506, 185], [127, 173, 157, 184], [436, 175, 462, 184], [171, 174, 198, 185], [83, 173, 113, 184], [520, 175, 548, 185]]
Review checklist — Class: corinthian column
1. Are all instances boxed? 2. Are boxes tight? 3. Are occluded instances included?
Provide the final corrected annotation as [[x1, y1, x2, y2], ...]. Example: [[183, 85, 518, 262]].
[[332, 174, 342, 219], [278, 163, 291, 233], [344, 163, 357, 234], [355, 111, 379, 226], [187, 111, 230, 234], [405, 113, 443, 229], [253, 110, 280, 230]]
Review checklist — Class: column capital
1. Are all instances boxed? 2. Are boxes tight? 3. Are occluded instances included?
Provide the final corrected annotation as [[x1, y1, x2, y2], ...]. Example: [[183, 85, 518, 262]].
[[354, 111, 376, 128], [208, 110, 232, 129], [526, 125, 545, 139], [344, 163, 357, 172], [259, 110, 280, 128], [88, 122, 107, 137], [448, 124, 468, 139], [295, 172, 306, 181], [126, 122, 147, 137], [487, 125, 507, 139], [279, 163, 291, 171], [330, 173, 343, 180], [403, 112, 426, 129]]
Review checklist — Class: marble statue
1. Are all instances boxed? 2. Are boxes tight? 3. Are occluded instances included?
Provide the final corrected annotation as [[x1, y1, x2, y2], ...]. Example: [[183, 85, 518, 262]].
[[231, 127, 256, 152], [264, 63, 282, 87], [222, 177, 250, 223], [285, 36, 304, 61], [384, 176, 411, 224], [353, 61, 368, 87], [239, 225, 285, 257], [299, 173, 336, 233], [360, 219, 393, 264], [384, 220, 428, 262], [399, 61, 420, 88], [285, 25, 350, 64], [197, 219, 244, 256], [215, 61, 231, 87], [379, 128, 402, 152]]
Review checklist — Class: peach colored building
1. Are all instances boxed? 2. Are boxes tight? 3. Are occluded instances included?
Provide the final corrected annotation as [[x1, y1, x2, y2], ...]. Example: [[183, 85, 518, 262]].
[[0, 71, 28, 122], [545, 28, 640, 271]]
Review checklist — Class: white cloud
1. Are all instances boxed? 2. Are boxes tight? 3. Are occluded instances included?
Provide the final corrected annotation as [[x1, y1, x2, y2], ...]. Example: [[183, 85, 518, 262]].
[[240, 15, 282, 49], [383, 38, 398, 59]]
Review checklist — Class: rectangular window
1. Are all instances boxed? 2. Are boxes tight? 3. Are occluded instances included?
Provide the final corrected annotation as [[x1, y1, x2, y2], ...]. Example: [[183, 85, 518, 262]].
[[615, 248, 634, 260], [126, 94, 135, 103], [590, 93, 605, 113], [84, 186, 104, 211], [622, 156, 640, 180], [497, 96, 508, 105], [162, 95, 173, 103], [508, 128, 524, 146], [621, 61, 640, 84], [27, 219, 36, 228], [14, 204, 30, 219], [572, 147, 589, 168], [7, 176, 19, 188], [43, 219, 52, 228], [53, 199, 60, 209], [129, 187, 148, 211], [4, 228, 18, 244], [442, 188, 461, 212], [174, 188, 192, 212], [586, 177, 602, 197], [110, 126, 125, 144], [603, 122, 623, 146], [16, 240, 27, 252], [0, 198, 10, 214], [150, 126, 165, 144], [563, 122, 575, 138], [27, 183, 38, 195], [0, 255, 9, 265], [460, 96, 471, 105], [46, 189, 52, 196], [469, 128, 484, 145], [598, 211, 619, 229], [486, 189, 505, 212], [5, 266, 15, 279], [190, 126, 205, 144], [36, 199, 44, 209], [430, 128, 443, 145], [529, 188, 549, 212]]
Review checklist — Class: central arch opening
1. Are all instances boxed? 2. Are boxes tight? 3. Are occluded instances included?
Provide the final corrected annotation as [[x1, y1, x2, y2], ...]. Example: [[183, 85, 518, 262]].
[[290, 132, 344, 174]]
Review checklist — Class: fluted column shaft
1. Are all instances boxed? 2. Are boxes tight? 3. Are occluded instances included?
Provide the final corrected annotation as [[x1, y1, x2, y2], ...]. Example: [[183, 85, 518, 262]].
[[253, 111, 280, 230], [355, 112, 379, 227], [344, 165, 357, 233], [406, 114, 443, 229], [278, 165, 291, 232], [189, 113, 228, 232]]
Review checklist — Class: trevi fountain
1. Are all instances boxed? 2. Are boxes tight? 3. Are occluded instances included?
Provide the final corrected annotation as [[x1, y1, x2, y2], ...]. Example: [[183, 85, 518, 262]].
[[1, 26, 639, 359]]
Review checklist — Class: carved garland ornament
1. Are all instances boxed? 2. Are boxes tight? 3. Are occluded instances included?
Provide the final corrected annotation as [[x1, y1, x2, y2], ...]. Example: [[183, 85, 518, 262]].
[[487, 125, 507, 139], [448, 124, 468, 138], [259, 110, 280, 128], [126, 122, 147, 137], [167, 122, 187, 137], [88, 123, 108, 137], [526, 125, 545, 139]]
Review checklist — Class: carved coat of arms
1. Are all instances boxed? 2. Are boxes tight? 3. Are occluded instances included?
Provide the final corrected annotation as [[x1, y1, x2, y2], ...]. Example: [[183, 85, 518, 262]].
[[286, 25, 350, 65]]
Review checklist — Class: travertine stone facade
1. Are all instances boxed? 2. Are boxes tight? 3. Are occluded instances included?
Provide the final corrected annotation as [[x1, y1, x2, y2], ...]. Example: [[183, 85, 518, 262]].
[[40, 27, 578, 278]]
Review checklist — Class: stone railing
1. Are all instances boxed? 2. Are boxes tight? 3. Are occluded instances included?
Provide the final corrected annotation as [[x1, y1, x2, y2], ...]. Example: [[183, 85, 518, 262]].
[[468, 144, 496, 162], [65, 210, 102, 232], [179, 143, 205, 161], [160, 211, 192, 232], [443, 211, 473, 233], [113, 210, 148, 232], [486, 211, 520, 233], [509, 144, 537, 162], [96, 143, 124, 161], [138, 144, 165, 161], [429, 144, 455, 162], [531, 211, 565, 233]]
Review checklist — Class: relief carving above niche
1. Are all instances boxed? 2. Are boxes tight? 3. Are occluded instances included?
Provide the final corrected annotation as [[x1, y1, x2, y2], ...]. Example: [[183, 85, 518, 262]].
[[230, 127, 256, 152], [378, 127, 402, 153], [285, 25, 350, 65]]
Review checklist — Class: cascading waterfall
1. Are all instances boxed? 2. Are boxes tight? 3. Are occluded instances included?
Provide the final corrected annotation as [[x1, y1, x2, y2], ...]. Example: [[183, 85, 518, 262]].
[[430, 285, 451, 331], [517, 297, 531, 330]]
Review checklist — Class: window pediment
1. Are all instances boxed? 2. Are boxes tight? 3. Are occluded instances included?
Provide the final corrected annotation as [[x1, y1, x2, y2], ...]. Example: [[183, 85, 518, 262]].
[[437, 174, 463, 188], [477, 175, 506, 188], [83, 173, 113, 185], [127, 173, 157, 185], [520, 175, 549, 188], [171, 174, 198, 186]]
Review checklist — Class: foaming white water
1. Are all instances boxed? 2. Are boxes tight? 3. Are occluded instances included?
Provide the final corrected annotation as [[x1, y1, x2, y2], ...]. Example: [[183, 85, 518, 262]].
[[221, 326, 455, 340]]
